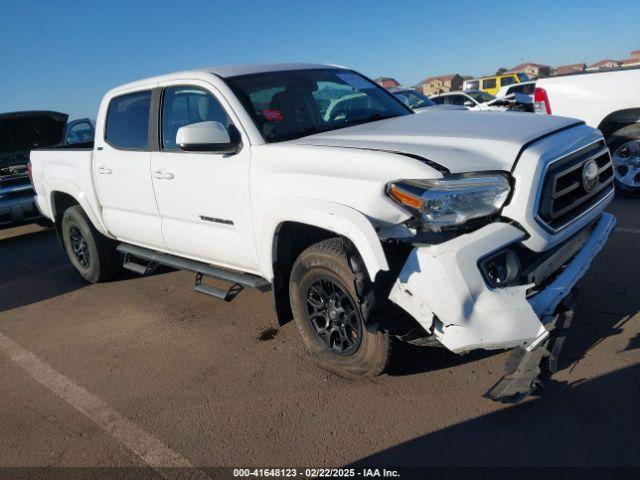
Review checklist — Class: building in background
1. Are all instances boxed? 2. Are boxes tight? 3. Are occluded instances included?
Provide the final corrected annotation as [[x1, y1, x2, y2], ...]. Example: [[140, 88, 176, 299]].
[[505, 62, 551, 78], [619, 50, 640, 68], [418, 74, 463, 96], [374, 77, 400, 88], [586, 59, 621, 71], [553, 63, 586, 76]]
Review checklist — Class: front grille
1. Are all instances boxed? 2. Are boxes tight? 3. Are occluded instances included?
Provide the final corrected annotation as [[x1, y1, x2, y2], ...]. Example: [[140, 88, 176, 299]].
[[537, 140, 613, 231]]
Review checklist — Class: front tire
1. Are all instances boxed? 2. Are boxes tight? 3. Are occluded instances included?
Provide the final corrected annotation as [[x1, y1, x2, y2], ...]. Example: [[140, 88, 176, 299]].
[[289, 238, 390, 377], [61, 206, 121, 283], [607, 123, 640, 195]]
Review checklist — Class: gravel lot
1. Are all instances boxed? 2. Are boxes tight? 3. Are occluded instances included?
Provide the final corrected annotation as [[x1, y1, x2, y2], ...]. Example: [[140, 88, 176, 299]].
[[0, 199, 638, 476]]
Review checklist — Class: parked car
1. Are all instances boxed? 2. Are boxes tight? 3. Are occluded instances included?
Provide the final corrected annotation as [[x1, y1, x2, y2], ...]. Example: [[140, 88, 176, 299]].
[[30, 63, 615, 401], [463, 73, 530, 95], [387, 87, 467, 111], [64, 118, 95, 145], [431, 90, 532, 112], [0, 110, 68, 227], [535, 67, 640, 194], [496, 80, 536, 100]]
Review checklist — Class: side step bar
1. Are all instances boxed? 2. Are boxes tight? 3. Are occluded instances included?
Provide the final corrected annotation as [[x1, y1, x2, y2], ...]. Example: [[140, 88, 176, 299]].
[[117, 244, 271, 301]]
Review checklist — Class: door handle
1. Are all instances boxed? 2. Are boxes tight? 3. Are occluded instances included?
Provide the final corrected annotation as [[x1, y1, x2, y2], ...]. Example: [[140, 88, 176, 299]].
[[96, 166, 112, 175], [152, 170, 175, 180]]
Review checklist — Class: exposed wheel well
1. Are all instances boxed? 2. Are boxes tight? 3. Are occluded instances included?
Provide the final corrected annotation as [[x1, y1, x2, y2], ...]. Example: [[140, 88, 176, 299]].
[[598, 108, 640, 139], [271, 222, 343, 326], [50, 192, 79, 244]]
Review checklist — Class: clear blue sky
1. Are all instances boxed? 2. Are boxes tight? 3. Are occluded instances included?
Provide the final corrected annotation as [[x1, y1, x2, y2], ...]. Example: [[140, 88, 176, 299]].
[[1, 0, 638, 119]]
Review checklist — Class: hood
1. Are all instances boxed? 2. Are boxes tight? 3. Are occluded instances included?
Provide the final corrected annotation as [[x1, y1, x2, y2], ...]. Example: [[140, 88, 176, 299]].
[[289, 110, 581, 173], [0, 111, 68, 168]]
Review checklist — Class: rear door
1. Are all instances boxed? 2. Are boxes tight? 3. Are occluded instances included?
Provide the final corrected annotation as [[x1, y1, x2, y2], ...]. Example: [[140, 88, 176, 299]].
[[93, 88, 165, 248], [149, 80, 258, 272]]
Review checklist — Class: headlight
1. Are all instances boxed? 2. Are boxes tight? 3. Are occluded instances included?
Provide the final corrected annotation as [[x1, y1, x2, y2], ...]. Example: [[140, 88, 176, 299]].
[[387, 173, 511, 230]]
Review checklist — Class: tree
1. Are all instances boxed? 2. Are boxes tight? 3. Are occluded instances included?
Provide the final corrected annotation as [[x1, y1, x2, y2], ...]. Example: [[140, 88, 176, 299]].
[[495, 67, 508, 75]]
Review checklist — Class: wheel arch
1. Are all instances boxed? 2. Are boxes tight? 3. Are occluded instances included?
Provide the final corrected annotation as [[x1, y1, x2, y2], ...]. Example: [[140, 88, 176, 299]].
[[259, 198, 389, 326], [47, 182, 110, 239], [597, 108, 640, 139]]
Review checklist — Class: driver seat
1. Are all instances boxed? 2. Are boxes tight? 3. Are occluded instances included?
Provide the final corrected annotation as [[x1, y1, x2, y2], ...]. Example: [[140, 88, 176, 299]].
[[269, 86, 318, 136]]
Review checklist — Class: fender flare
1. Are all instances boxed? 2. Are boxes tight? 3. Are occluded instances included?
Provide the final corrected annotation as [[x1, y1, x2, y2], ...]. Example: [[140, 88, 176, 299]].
[[257, 197, 389, 281], [45, 178, 111, 237]]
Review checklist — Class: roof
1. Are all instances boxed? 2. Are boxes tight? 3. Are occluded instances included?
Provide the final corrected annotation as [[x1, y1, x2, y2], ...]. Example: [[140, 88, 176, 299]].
[[106, 63, 347, 94], [620, 57, 640, 65], [206, 63, 340, 78], [506, 63, 550, 72], [374, 77, 399, 83], [631, 50, 640, 56], [588, 59, 620, 68], [421, 74, 460, 84], [555, 63, 585, 70]]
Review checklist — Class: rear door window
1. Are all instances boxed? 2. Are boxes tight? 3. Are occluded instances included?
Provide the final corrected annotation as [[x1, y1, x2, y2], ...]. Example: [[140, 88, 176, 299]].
[[105, 91, 151, 150]]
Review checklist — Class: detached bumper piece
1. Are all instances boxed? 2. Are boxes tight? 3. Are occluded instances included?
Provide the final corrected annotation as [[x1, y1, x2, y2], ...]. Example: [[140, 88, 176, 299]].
[[485, 294, 576, 403]]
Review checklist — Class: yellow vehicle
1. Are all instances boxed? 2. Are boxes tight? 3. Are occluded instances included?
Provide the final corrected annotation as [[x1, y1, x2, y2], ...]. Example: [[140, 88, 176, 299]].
[[463, 73, 530, 96]]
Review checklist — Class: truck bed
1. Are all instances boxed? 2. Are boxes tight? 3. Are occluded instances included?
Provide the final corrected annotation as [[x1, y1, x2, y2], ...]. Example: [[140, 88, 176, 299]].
[[29, 147, 99, 223]]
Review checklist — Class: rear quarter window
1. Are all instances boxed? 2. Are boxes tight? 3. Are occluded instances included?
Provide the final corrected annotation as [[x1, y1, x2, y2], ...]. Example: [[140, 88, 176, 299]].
[[105, 91, 151, 150]]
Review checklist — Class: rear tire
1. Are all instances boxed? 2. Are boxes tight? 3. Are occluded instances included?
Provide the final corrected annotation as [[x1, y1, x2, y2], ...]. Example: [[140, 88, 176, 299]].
[[61, 206, 121, 283], [289, 238, 390, 377], [607, 123, 640, 196]]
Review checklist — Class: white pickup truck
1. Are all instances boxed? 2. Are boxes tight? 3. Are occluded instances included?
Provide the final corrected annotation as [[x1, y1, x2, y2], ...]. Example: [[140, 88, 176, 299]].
[[30, 64, 616, 401], [535, 67, 640, 194]]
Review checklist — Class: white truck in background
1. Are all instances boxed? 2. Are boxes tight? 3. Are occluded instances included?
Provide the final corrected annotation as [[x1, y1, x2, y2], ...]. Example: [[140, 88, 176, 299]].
[[535, 67, 640, 194], [30, 63, 616, 401]]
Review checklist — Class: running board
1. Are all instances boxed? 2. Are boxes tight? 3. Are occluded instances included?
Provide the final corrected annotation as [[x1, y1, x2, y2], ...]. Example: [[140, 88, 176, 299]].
[[194, 273, 244, 302], [116, 244, 271, 296]]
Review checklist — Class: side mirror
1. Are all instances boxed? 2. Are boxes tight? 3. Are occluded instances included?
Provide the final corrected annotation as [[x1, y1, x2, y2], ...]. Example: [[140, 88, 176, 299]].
[[176, 121, 240, 153], [463, 100, 475, 108]]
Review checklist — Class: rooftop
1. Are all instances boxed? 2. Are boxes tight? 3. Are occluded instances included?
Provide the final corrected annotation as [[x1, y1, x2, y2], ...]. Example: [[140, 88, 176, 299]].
[[421, 73, 459, 83], [205, 63, 340, 78]]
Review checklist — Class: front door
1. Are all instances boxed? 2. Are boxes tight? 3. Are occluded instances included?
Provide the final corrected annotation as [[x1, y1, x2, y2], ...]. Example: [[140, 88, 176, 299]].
[[93, 88, 164, 249], [150, 81, 258, 273]]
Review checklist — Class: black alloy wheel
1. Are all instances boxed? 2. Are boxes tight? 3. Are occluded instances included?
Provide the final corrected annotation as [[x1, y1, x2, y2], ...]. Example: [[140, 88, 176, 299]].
[[305, 277, 363, 355]]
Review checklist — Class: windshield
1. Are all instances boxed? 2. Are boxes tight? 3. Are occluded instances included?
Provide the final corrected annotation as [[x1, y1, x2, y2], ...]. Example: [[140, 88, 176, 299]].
[[393, 90, 436, 109], [466, 91, 495, 104], [517, 73, 530, 82], [225, 69, 411, 142]]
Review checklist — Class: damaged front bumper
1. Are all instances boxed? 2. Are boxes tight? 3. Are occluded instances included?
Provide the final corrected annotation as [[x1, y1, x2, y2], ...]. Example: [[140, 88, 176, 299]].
[[388, 212, 616, 353]]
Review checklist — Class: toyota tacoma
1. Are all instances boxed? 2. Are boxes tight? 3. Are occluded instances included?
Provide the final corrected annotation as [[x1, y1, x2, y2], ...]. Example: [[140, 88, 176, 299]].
[[29, 64, 616, 400]]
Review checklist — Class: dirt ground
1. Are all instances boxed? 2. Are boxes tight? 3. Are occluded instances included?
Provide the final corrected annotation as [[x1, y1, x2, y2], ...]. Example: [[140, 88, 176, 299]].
[[0, 199, 638, 477]]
